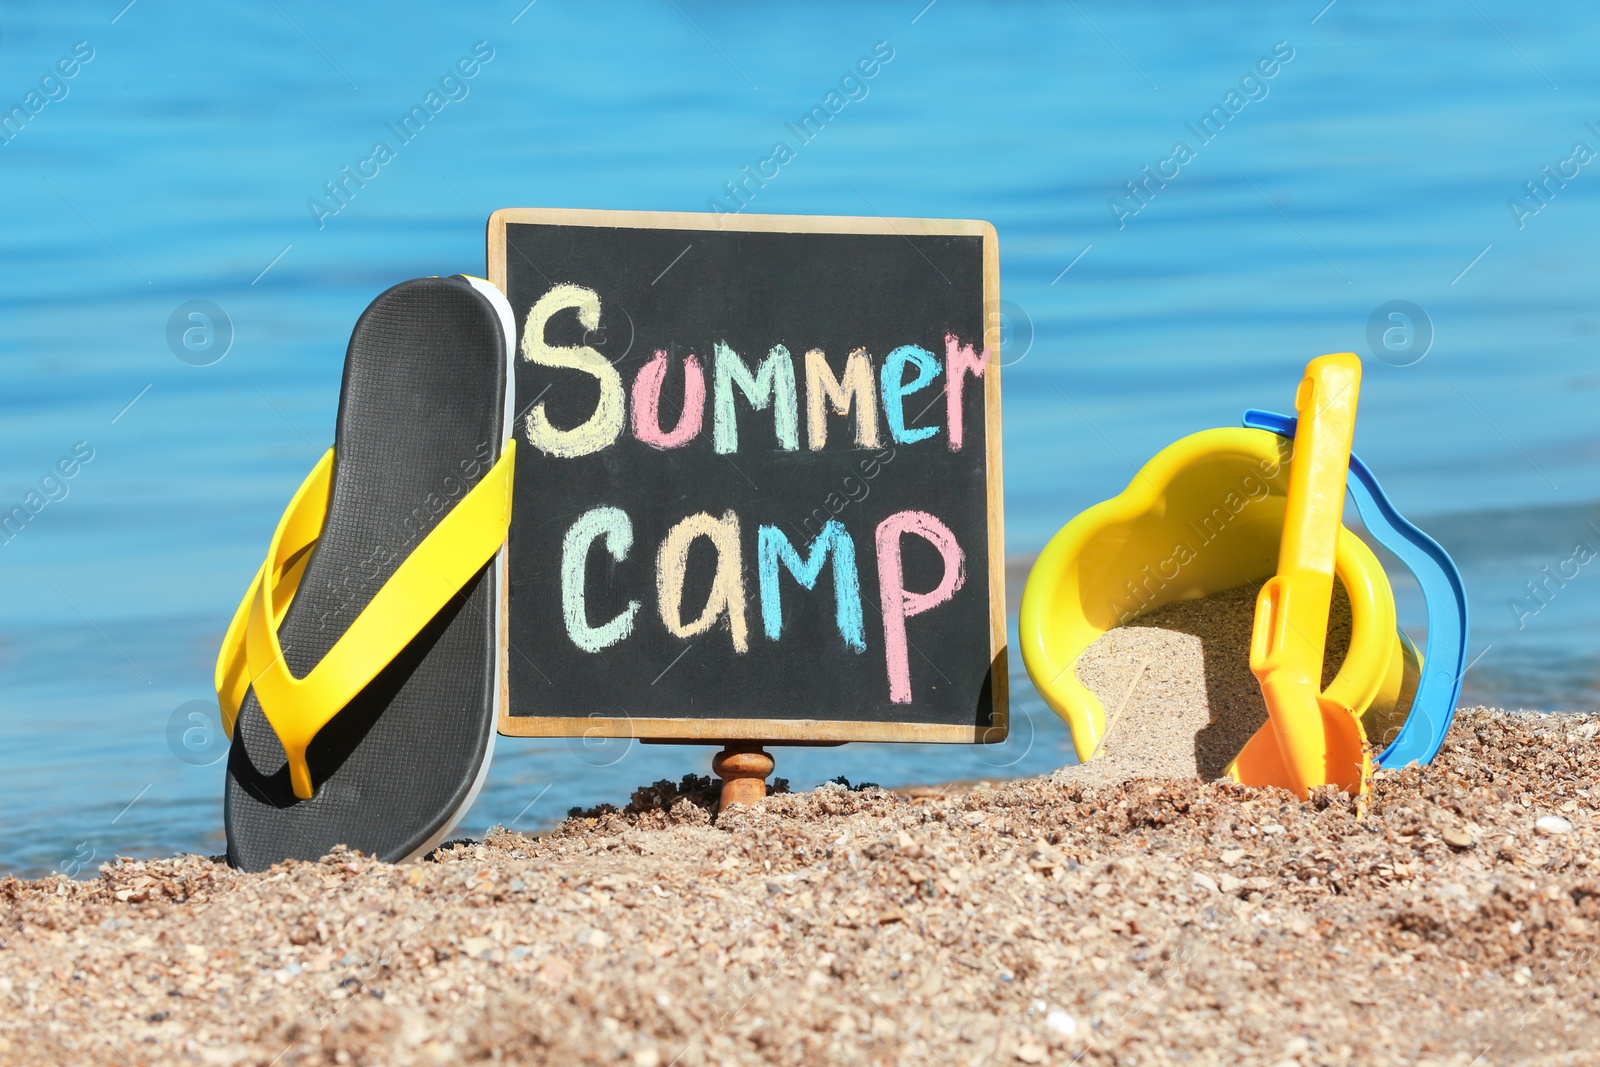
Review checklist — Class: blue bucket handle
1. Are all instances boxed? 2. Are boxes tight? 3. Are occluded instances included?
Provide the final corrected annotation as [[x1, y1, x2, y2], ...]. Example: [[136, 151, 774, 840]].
[[1243, 409, 1469, 767]]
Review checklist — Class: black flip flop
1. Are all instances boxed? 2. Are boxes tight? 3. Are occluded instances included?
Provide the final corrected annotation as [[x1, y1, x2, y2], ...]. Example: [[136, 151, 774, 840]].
[[217, 275, 515, 871]]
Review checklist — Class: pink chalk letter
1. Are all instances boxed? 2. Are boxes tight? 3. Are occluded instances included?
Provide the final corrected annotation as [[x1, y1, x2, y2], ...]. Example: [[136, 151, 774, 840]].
[[944, 333, 989, 452], [875, 510, 966, 703], [631, 350, 705, 449]]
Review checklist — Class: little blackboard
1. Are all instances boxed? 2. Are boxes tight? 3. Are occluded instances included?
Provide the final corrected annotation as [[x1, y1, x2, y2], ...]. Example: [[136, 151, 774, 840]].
[[488, 208, 1004, 744]]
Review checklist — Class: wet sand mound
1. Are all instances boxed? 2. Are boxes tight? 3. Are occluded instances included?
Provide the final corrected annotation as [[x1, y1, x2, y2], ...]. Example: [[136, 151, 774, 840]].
[[1072, 582, 1352, 785]]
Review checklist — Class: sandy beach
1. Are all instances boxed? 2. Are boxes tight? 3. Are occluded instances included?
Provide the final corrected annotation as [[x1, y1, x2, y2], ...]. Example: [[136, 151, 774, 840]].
[[0, 707, 1595, 1065]]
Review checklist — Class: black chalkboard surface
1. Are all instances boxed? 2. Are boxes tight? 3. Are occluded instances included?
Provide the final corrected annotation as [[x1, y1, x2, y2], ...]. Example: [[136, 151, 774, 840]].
[[488, 209, 1004, 744]]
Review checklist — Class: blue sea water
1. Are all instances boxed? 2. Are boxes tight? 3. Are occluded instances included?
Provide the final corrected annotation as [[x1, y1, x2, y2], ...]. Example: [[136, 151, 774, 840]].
[[2, 0, 1598, 877]]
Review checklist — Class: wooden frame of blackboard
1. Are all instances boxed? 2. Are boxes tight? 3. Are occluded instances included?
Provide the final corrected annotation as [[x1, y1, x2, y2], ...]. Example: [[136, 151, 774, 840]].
[[486, 207, 1006, 745]]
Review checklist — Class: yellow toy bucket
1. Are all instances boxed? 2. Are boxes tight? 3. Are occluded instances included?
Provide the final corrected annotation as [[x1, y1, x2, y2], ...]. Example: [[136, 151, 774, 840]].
[[1019, 426, 1418, 784]]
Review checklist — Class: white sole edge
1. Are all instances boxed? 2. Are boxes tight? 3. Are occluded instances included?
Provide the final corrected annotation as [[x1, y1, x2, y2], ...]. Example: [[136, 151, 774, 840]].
[[400, 275, 518, 863]]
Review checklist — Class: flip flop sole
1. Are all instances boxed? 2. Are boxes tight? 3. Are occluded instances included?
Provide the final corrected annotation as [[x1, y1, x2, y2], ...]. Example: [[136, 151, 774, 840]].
[[225, 276, 514, 871]]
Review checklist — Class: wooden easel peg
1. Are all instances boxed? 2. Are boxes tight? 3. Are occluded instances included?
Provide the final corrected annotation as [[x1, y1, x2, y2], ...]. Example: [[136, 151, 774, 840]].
[[712, 743, 774, 811]]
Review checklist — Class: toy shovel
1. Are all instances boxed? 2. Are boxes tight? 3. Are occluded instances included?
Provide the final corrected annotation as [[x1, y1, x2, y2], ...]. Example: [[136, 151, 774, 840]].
[[1228, 353, 1371, 797]]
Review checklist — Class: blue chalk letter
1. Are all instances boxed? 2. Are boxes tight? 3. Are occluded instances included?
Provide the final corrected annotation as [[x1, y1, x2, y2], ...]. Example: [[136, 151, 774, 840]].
[[757, 521, 865, 652], [880, 344, 941, 445]]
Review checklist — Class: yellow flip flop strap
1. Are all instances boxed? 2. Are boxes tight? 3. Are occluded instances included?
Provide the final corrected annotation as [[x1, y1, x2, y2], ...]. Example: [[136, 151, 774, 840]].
[[215, 451, 333, 737], [237, 441, 514, 800]]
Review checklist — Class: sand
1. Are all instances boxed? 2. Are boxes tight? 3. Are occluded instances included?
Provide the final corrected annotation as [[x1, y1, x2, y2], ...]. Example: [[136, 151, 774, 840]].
[[1072, 583, 1353, 785], [3, 708, 1599, 1065]]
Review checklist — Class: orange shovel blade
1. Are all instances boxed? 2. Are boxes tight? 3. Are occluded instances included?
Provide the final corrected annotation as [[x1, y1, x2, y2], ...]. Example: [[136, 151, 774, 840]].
[[1231, 698, 1370, 797]]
